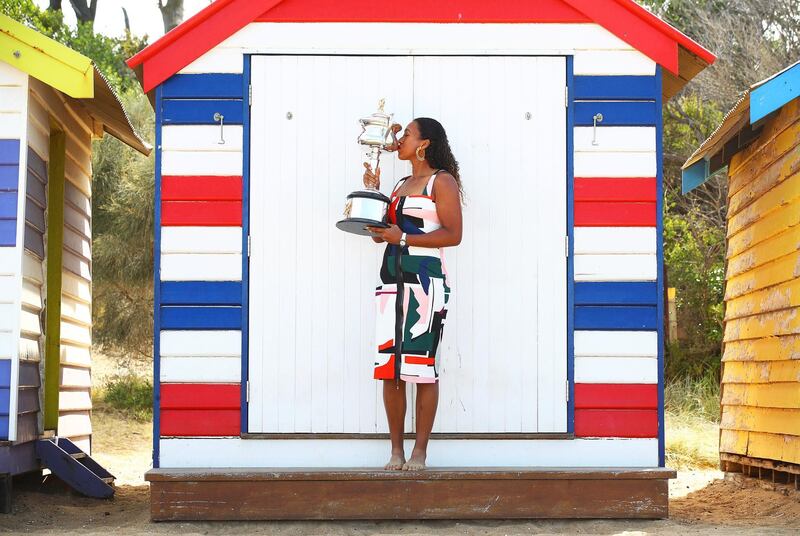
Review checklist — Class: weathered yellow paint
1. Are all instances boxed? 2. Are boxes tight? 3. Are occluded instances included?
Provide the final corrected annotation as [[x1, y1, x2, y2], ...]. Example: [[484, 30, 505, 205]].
[[747, 431, 800, 465], [722, 382, 800, 408], [719, 428, 749, 455], [729, 144, 800, 216], [0, 13, 93, 98], [727, 201, 800, 259], [726, 225, 800, 279], [724, 308, 799, 342], [724, 279, 800, 321], [720, 405, 800, 436], [723, 334, 800, 362], [722, 360, 800, 384], [726, 172, 800, 238], [724, 250, 800, 301], [729, 99, 800, 179]]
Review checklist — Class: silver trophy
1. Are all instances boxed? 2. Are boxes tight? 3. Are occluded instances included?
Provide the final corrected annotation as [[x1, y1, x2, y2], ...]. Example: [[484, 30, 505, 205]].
[[336, 99, 399, 236]]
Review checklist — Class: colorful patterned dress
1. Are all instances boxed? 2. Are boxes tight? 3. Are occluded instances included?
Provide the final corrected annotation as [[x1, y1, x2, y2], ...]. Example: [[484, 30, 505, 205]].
[[374, 171, 451, 384]]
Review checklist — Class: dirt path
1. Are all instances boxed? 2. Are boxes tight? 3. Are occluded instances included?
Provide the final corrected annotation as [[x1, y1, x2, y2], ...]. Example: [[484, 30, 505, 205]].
[[2, 411, 798, 534]]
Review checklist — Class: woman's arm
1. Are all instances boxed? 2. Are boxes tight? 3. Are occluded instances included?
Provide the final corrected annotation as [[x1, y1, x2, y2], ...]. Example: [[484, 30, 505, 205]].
[[405, 173, 462, 248]]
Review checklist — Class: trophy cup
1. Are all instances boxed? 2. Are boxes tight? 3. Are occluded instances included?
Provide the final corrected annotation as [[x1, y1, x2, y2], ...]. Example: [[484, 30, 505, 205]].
[[335, 99, 399, 236]]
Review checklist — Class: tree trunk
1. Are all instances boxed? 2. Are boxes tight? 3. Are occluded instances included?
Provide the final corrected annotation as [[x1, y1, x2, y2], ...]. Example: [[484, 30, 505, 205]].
[[69, 0, 98, 24], [158, 0, 184, 33], [48, 0, 62, 10], [121, 7, 130, 32]]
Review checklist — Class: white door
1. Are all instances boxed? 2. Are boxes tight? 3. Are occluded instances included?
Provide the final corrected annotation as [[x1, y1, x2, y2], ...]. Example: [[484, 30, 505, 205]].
[[248, 55, 567, 434]]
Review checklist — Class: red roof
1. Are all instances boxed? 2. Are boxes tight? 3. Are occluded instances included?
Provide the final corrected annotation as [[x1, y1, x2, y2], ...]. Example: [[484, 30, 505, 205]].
[[128, 0, 716, 94]]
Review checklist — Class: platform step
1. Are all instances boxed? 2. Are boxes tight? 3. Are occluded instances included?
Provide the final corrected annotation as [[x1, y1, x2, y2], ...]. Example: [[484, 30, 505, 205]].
[[35, 439, 116, 499]]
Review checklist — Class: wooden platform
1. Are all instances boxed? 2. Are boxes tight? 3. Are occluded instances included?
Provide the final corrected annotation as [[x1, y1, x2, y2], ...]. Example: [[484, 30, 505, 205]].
[[146, 467, 676, 521]]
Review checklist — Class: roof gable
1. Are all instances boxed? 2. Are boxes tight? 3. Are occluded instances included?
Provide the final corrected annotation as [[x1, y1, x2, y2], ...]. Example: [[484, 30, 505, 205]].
[[128, 0, 716, 94]]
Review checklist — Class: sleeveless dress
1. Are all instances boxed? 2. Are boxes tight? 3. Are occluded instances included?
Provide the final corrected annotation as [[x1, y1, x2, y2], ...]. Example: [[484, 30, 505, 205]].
[[374, 171, 451, 384]]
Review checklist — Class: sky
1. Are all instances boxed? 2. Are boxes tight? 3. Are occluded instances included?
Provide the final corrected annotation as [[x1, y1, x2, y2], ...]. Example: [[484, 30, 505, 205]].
[[33, 0, 213, 40]]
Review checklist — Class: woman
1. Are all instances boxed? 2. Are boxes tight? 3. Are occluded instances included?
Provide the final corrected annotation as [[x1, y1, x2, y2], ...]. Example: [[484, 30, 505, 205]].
[[364, 117, 463, 471]]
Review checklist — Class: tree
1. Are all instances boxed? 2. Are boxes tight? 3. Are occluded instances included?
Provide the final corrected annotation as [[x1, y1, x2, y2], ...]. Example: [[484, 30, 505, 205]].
[[48, 0, 62, 9], [68, 0, 98, 25], [158, 0, 184, 33]]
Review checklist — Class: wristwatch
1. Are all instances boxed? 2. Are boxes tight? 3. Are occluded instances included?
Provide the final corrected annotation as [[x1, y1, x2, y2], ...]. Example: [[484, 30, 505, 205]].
[[399, 232, 407, 247]]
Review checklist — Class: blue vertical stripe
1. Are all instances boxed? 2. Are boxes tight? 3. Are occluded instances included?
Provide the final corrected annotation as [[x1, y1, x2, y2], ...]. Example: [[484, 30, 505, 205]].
[[566, 55, 575, 434], [0, 360, 11, 440], [152, 84, 163, 469], [655, 66, 666, 467]]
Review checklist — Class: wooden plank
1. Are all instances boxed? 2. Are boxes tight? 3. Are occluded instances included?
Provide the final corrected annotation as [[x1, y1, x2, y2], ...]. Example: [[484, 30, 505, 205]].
[[0, 191, 18, 219], [574, 126, 656, 152], [725, 278, 800, 321], [720, 428, 749, 455], [573, 76, 658, 100], [722, 334, 800, 362], [575, 409, 658, 438], [726, 172, 800, 238], [726, 225, 800, 279], [746, 431, 800, 465], [161, 200, 242, 226], [721, 405, 800, 436], [728, 144, 800, 216], [160, 330, 241, 356], [722, 382, 800, 409], [161, 281, 242, 306], [574, 201, 656, 226], [60, 365, 90, 388], [574, 356, 657, 384], [723, 308, 799, 342], [574, 50, 656, 76], [161, 73, 244, 99], [575, 305, 657, 330], [573, 227, 657, 255], [574, 384, 657, 409], [148, 473, 670, 520], [160, 253, 242, 281], [161, 383, 240, 409], [161, 409, 240, 437], [0, 165, 19, 191], [574, 102, 657, 126], [162, 99, 244, 125], [724, 251, 799, 301], [57, 411, 91, 438], [574, 152, 656, 177], [162, 125, 243, 152], [160, 356, 241, 383], [161, 176, 242, 201], [0, 139, 20, 165], [160, 306, 242, 330], [723, 360, 800, 384], [162, 151, 242, 177], [157, 437, 660, 468], [573, 177, 656, 201], [161, 227, 242, 254], [574, 253, 657, 281], [59, 389, 91, 412], [574, 281, 657, 305]]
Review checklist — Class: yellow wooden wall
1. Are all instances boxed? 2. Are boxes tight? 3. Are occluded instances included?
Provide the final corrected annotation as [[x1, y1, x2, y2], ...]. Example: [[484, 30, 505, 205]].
[[720, 97, 800, 466]]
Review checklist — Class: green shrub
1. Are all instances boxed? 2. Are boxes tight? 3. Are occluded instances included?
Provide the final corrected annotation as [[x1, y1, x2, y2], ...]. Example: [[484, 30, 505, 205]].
[[97, 374, 153, 421]]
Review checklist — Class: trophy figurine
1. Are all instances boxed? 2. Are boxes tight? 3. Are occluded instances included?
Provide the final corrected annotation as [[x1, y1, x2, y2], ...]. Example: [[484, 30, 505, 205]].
[[336, 99, 399, 236]]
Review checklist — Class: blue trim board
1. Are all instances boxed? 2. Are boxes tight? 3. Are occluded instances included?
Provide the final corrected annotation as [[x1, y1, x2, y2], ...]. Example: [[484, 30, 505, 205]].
[[0, 140, 20, 165], [160, 306, 243, 329], [574, 75, 658, 100], [574, 101, 657, 126], [241, 54, 252, 433], [575, 282, 657, 305], [161, 281, 242, 305], [681, 158, 710, 194], [0, 360, 10, 440], [162, 73, 245, 99], [565, 55, 575, 434], [751, 62, 800, 124], [152, 84, 163, 469], [161, 99, 244, 125], [656, 66, 666, 467], [575, 306, 658, 330]]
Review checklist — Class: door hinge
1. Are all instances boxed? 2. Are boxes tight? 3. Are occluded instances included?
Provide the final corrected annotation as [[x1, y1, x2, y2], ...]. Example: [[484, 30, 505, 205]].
[[566, 380, 570, 402], [246, 380, 250, 402], [565, 85, 569, 108], [564, 235, 569, 257], [248, 84, 252, 107], [247, 235, 251, 257]]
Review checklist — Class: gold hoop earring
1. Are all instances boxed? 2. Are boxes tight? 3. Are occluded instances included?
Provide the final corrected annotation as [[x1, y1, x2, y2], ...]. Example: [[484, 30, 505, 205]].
[[416, 146, 425, 161]]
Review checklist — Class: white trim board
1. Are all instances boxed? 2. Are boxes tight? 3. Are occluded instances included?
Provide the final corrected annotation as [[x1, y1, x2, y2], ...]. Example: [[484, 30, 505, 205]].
[[159, 437, 659, 468]]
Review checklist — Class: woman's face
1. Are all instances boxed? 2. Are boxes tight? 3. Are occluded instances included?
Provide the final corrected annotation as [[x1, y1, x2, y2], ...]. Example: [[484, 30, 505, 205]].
[[396, 121, 428, 161]]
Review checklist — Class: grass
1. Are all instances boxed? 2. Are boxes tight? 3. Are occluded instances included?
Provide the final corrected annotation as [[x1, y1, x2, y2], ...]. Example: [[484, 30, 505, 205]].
[[664, 372, 721, 470], [93, 373, 153, 421]]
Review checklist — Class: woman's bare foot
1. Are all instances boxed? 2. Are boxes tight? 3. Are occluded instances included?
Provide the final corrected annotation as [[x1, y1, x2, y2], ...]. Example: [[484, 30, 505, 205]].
[[402, 449, 426, 471], [384, 450, 405, 470]]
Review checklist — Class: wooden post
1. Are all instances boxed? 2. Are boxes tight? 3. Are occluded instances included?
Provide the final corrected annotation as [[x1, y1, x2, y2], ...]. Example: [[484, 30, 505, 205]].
[[43, 129, 65, 431]]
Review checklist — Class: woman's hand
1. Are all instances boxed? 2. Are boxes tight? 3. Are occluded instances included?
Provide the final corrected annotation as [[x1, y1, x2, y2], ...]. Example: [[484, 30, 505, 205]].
[[367, 224, 402, 244], [384, 123, 402, 152], [363, 162, 380, 189]]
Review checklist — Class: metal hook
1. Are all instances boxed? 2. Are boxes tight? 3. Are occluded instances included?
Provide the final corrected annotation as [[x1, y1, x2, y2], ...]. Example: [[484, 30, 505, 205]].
[[213, 112, 225, 145], [592, 113, 604, 146]]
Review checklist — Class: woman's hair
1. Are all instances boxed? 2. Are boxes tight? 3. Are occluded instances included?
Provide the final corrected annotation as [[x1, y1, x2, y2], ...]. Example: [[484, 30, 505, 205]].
[[414, 117, 464, 202]]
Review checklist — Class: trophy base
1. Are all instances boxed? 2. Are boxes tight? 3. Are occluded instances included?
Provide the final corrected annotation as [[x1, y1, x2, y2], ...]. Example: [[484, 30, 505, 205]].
[[336, 218, 390, 236]]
